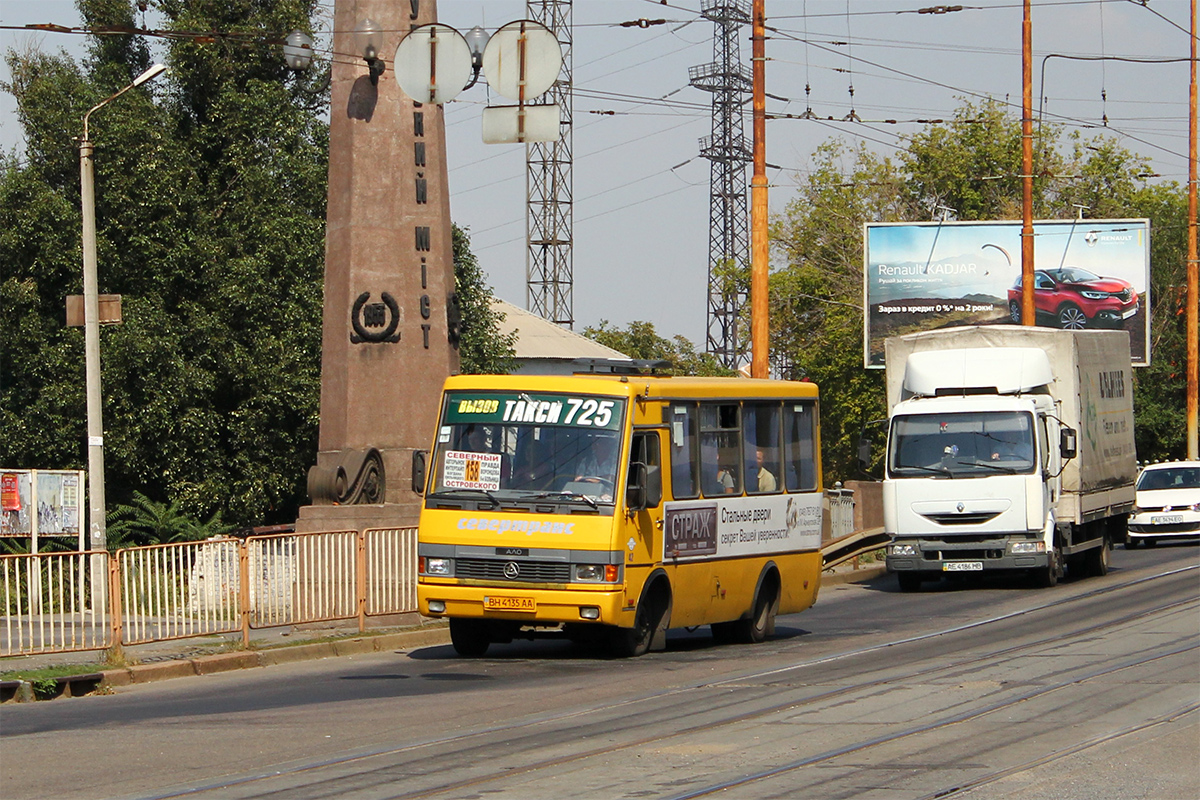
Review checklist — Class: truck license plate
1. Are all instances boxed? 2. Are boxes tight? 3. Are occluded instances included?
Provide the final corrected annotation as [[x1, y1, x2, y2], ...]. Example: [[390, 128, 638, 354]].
[[1150, 514, 1184, 525], [943, 561, 983, 572], [484, 596, 535, 612]]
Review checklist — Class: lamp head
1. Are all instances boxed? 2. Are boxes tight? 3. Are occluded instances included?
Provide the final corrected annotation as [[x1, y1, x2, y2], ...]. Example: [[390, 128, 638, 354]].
[[284, 30, 314, 71], [465, 26, 489, 69], [354, 19, 385, 84], [132, 63, 168, 87]]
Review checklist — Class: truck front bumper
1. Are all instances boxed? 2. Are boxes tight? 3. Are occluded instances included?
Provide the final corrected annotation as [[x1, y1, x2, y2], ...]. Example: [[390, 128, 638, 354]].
[[886, 536, 1049, 573]]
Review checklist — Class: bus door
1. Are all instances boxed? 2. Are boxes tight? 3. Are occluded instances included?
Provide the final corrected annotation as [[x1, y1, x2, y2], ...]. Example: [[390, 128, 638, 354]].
[[620, 430, 663, 593]]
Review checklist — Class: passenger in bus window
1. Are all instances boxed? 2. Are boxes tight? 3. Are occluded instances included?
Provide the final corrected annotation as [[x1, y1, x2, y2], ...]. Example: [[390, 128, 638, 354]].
[[716, 459, 737, 493], [755, 448, 777, 492]]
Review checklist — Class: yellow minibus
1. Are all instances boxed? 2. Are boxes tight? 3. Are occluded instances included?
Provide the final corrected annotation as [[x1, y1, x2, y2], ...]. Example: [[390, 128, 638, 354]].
[[415, 366, 824, 657]]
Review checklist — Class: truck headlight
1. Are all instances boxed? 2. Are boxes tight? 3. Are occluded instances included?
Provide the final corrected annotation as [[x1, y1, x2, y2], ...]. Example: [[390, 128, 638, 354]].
[[424, 557, 452, 576], [888, 543, 918, 556], [1009, 541, 1046, 554]]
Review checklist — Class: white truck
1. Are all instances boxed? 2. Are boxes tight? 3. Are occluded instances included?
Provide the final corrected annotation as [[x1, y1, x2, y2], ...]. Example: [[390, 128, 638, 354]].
[[881, 326, 1137, 590]]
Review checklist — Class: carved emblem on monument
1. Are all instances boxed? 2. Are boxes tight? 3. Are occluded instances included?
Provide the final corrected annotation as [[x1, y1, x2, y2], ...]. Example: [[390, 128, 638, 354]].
[[349, 291, 401, 343]]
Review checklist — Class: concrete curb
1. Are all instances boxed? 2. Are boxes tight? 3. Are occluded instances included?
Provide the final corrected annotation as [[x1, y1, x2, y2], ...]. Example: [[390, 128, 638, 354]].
[[0, 624, 454, 703]]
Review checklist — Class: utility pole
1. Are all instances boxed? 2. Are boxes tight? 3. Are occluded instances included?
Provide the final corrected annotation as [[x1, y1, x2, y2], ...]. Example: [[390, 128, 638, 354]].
[[750, 0, 769, 378], [1188, 0, 1198, 459], [1020, 0, 1035, 326]]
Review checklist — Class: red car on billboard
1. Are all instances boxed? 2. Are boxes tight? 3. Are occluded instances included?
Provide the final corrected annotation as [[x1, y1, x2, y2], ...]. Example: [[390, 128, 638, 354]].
[[1008, 267, 1139, 329]]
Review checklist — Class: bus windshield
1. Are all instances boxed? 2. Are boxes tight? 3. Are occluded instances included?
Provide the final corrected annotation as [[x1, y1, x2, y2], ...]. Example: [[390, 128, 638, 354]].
[[889, 411, 1036, 478], [429, 391, 627, 507]]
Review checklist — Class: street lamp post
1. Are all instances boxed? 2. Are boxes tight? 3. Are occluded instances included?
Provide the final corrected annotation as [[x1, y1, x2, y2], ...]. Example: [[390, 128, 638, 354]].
[[78, 63, 167, 565]]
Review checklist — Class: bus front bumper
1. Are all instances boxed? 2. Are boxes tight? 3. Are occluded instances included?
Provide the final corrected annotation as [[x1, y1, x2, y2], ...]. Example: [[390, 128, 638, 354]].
[[418, 583, 633, 627]]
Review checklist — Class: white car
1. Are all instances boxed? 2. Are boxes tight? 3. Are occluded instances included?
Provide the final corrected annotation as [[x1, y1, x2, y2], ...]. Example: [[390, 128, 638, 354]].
[[1126, 461, 1200, 547]]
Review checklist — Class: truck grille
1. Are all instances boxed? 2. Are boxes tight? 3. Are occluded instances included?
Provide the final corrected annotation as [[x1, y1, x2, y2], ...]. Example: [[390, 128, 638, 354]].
[[455, 558, 571, 583], [922, 512, 1001, 525]]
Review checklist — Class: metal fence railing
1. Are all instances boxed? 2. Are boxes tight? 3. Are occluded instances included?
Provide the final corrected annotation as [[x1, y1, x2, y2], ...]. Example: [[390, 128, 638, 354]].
[[2, 551, 112, 657], [825, 484, 856, 541], [2, 527, 420, 658]]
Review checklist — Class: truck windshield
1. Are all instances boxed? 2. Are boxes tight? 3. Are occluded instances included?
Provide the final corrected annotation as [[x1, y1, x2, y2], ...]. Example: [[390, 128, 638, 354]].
[[889, 411, 1036, 478], [428, 392, 627, 507]]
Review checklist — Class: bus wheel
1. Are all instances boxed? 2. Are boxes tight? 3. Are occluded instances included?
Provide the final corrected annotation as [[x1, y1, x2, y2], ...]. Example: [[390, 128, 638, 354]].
[[611, 583, 668, 658], [449, 618, 490, 657], [734, 577, 779, 644], [710, 621, 737, 645]]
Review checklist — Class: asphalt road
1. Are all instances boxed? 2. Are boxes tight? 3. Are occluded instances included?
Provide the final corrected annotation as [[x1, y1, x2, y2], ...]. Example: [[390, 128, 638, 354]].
[[2, 544, 1197, 800]]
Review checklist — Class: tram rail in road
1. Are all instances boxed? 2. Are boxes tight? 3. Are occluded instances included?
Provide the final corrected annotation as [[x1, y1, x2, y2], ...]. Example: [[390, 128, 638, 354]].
[[64, 554, 1194, 800]]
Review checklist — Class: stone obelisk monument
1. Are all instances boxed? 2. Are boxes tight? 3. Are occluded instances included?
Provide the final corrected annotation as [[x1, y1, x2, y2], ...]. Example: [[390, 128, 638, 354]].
[[297, 0, 458, 532]]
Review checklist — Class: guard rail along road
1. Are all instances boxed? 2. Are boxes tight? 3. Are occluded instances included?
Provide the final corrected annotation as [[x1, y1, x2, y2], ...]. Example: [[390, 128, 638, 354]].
[[2, 487, 874, 658]]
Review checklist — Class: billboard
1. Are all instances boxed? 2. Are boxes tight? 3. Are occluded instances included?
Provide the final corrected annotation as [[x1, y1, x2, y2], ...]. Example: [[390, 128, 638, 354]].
[[863, 219, 1151, 367], [0, 469, 85, 540]]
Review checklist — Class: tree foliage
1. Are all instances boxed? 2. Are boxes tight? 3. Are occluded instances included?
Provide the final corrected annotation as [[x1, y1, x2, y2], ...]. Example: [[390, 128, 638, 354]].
[[1, 0, 327, 528], [1, 2, 516, 532], [583, 320, 733, 376], [772, 99, 1189, 482], [454, 224, 516, 375]]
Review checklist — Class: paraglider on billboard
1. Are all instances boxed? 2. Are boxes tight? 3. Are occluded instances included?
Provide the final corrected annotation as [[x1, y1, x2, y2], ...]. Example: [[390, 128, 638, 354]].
[[863, 219, 1150, 367]]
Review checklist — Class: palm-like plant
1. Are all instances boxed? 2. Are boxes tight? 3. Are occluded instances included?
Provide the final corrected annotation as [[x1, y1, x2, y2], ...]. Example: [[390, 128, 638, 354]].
[[106, 492, 233, 550]]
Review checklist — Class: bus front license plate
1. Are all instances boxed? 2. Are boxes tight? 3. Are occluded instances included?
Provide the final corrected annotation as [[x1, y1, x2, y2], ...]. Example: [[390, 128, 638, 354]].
[[485, 596, 536, 612], [943, 561, 983, 572]]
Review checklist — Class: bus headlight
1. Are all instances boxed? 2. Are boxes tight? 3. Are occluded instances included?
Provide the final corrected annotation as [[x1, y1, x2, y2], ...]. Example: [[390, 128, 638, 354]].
[[574, 564, 620, 582], [425, 557, 452, 576], [888, 543, 918, 556], [1009, 541, 1046, 554]]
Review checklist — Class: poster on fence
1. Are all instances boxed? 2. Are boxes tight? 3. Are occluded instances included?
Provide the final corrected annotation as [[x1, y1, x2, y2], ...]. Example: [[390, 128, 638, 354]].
[[0, 470, 85, 538], [863, 219, 1150, 367]]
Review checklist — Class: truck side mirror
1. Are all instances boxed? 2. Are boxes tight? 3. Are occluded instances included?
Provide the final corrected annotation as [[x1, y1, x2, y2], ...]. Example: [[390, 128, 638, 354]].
[[857, 437, 873, 471], [1059, 428, 1077, 461], [411, 449, 427, 494]]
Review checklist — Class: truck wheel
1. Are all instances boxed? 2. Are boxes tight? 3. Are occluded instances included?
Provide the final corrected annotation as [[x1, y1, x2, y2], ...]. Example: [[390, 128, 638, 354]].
[[1124, 538, 1140, 549], [1085, 538, 1110, 577], [897, 572, 923, 592], [449, 618, 490, 657], [1057, 303, 1088, 330], [1033, 548, 1061, 588]]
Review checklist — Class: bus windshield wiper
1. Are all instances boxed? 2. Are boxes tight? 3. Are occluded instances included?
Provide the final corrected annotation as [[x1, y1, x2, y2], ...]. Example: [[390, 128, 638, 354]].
[[428, 488, 499, 508], [529, 491, 598, 509]]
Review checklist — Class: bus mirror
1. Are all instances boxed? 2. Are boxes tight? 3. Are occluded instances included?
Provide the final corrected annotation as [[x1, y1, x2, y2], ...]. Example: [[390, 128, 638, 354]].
[[411, 449, 427, 495], [1059, 428, 1077, 461], [626, 462, 648, 511]]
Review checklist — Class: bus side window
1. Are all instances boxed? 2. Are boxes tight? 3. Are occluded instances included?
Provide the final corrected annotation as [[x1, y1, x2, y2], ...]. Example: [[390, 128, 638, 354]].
[[669, 404, 699, 499], [743, 402, 781, 494], [784, 402, 817, 492], [700, 403, 741, 497]]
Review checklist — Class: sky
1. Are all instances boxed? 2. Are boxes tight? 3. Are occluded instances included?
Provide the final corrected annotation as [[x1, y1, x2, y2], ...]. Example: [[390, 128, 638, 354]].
[[1, 0, 1193, 350]]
